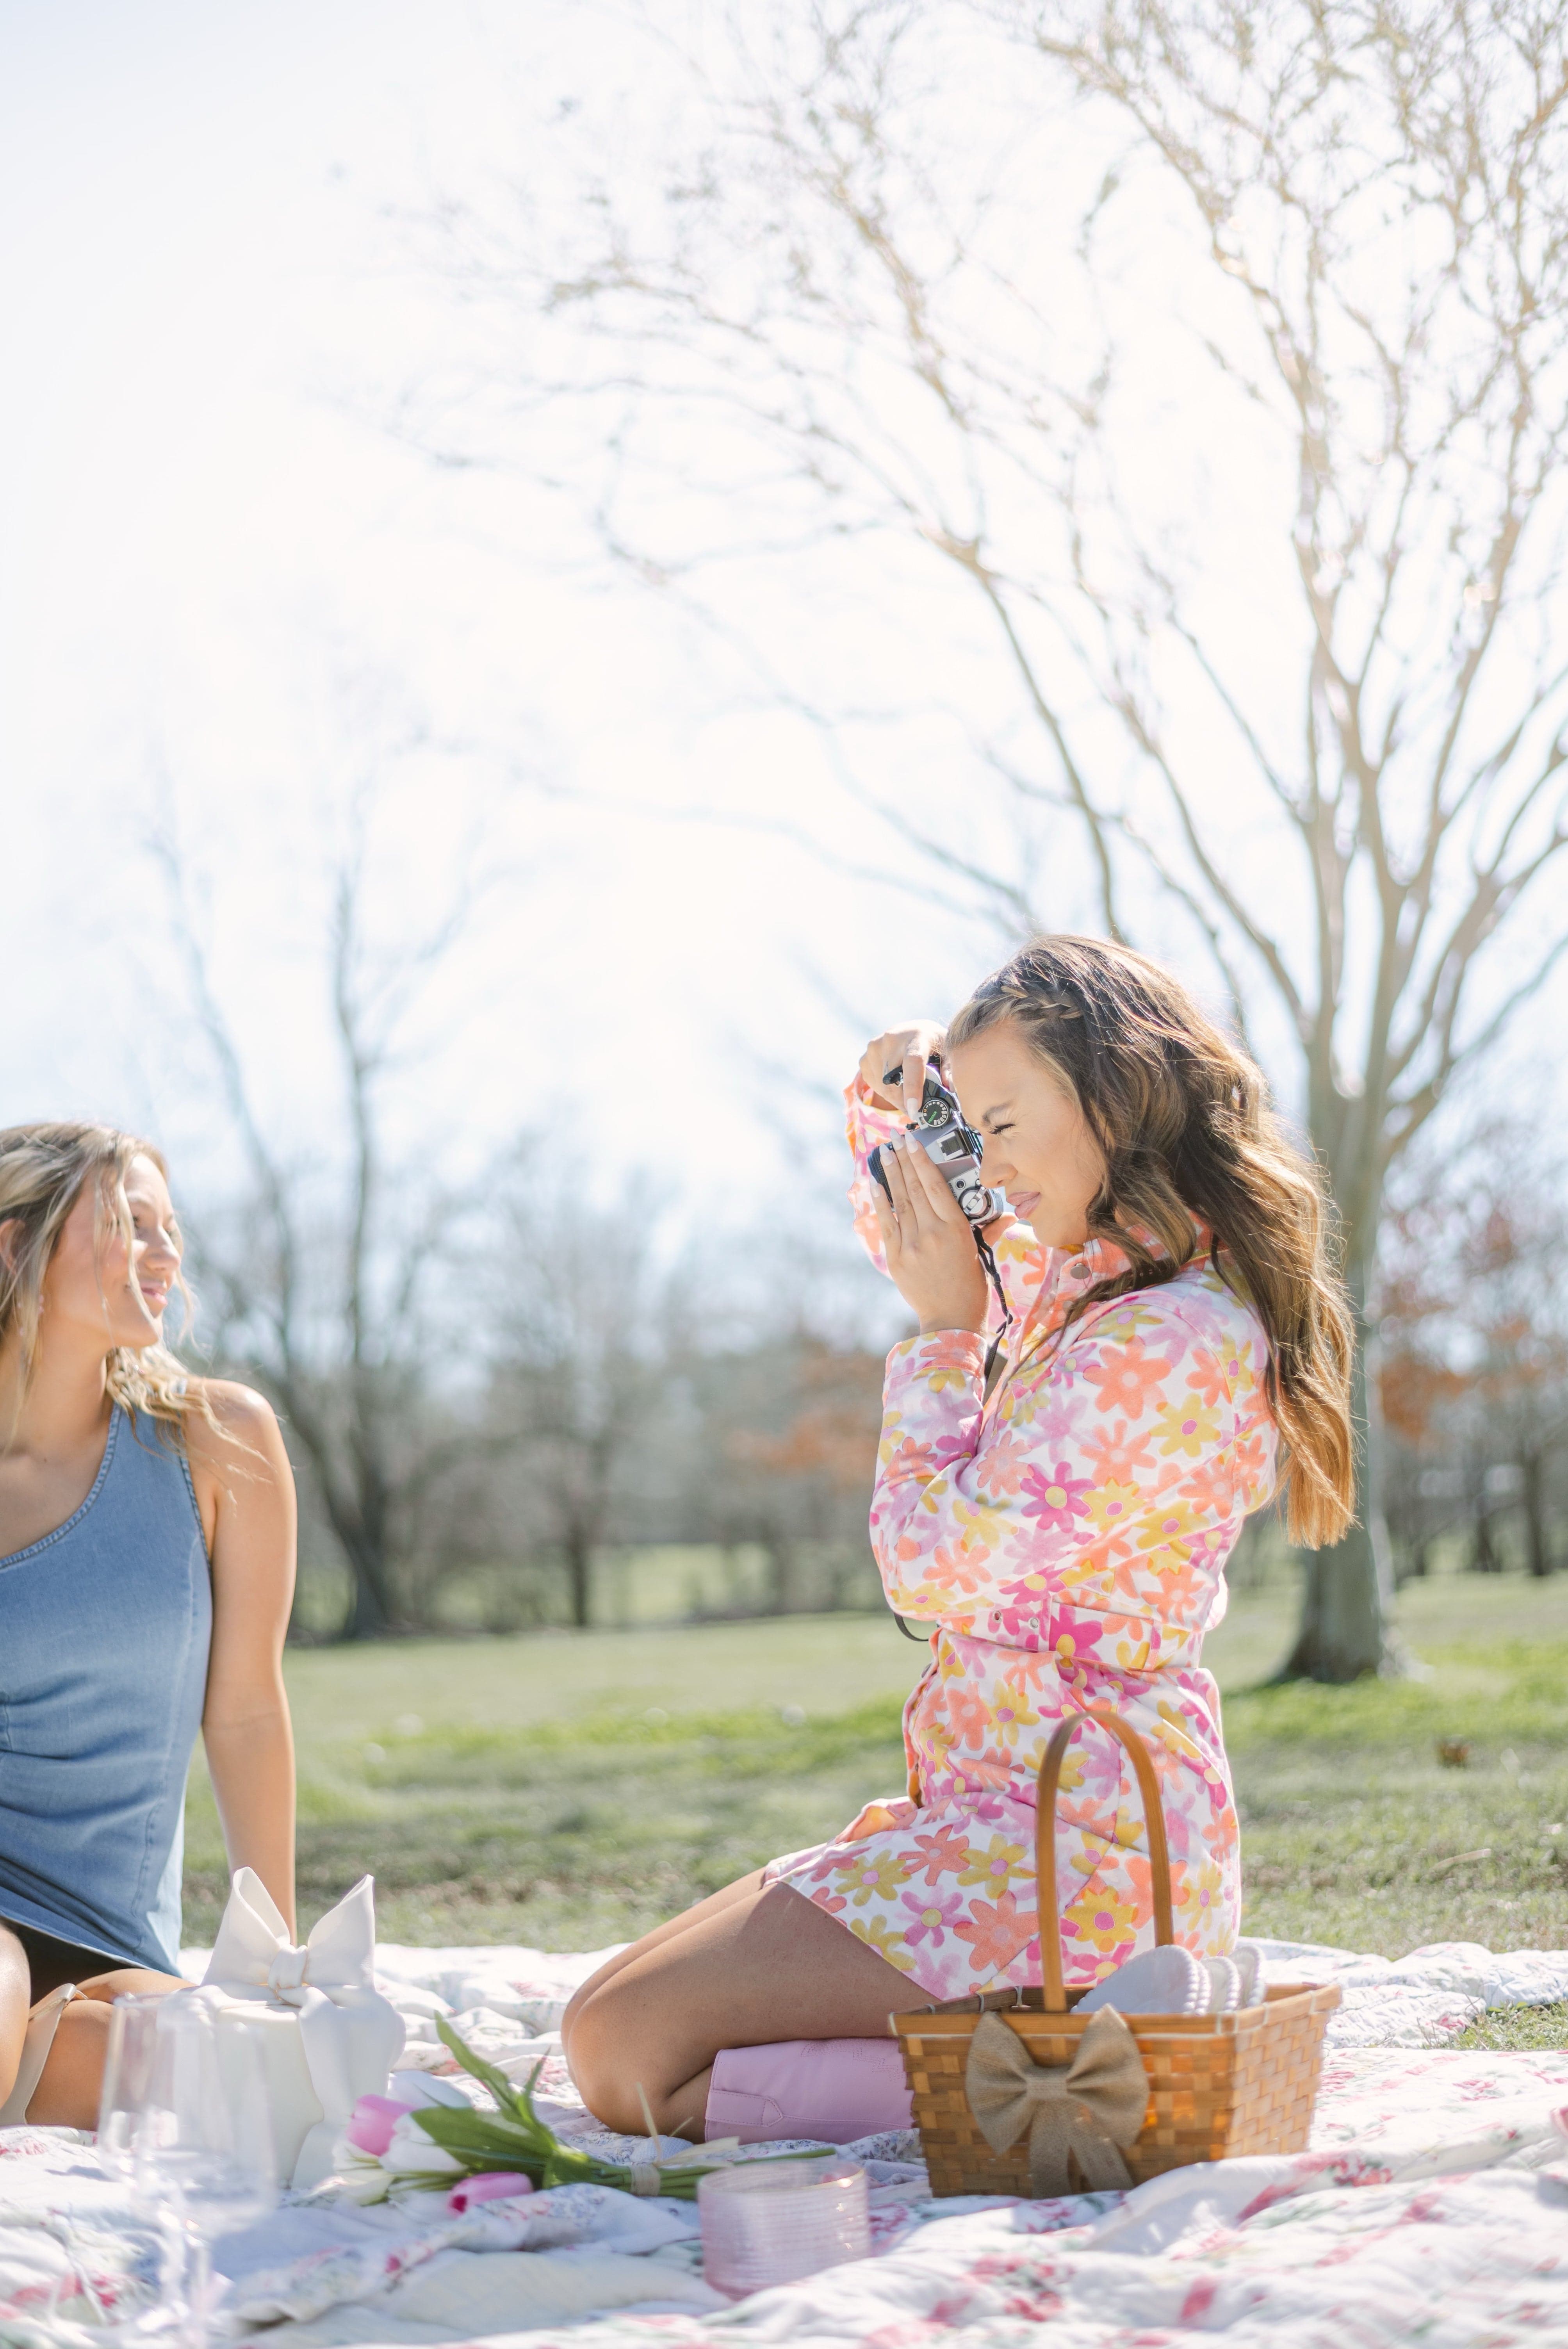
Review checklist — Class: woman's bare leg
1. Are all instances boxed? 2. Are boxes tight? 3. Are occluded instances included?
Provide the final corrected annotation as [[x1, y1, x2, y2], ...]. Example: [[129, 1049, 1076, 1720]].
[[566, 1881, 912, 2141], [0, 1928, 27, 2114], [1, 1935, 181, 2130], [560, 1871, 764, 2058]]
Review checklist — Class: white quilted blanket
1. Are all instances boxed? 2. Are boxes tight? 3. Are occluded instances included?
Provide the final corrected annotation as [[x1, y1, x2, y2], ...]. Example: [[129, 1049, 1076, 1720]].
[[0, 1936, 1563, 2348], [355, 1932, 1568, 2072]]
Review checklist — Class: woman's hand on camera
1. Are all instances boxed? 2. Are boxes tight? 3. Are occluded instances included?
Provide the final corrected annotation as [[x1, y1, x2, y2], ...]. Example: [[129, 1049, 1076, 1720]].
[[859, 1021, 947, 1123], [872, 1133, 990, 1337]]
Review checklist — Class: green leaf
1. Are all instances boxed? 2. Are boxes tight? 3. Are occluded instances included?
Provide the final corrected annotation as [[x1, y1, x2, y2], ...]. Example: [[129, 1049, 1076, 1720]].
[[404, 2012, 765, 2203], [390, 2168, 473, 2197], [539, 2146, 604, 2188], [412, 2107, 542, 2170], [433, 2014, 532, 2122]]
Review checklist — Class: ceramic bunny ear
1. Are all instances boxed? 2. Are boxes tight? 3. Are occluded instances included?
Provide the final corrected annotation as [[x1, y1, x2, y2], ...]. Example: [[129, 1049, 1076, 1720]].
[[1077, 1943, 1208, 2018], [1231, 1942, 1263, 2005], [1201, 1954, 1244, 2014]]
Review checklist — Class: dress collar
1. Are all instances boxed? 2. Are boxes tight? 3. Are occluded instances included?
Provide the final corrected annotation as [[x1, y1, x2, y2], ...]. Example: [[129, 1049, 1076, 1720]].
[[1021, 1214, 1211, 1347]]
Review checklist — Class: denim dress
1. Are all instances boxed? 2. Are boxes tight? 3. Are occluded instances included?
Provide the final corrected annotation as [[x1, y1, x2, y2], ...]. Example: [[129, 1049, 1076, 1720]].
[[0, 1408, 212, 1971]]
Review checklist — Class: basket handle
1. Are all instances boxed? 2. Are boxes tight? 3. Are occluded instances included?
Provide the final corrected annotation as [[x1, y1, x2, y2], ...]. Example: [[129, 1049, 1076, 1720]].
[[1035, 1706, 1174, 2013]]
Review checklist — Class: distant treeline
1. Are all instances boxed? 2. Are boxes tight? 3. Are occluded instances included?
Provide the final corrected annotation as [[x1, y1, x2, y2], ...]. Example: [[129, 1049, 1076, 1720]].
[[194, 1115, 1568, 1640]]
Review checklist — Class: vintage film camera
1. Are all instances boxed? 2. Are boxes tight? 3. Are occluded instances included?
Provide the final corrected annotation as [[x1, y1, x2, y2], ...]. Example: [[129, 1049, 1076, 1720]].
[[869, 1058, 1007, 1226]]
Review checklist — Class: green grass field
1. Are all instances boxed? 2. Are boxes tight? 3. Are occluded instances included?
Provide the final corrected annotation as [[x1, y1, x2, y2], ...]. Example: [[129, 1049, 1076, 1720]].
[[183, 1568, 1568, 2044]]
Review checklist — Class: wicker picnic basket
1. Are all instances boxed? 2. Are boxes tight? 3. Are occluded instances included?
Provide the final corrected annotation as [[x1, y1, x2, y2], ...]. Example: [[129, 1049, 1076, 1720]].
[[892, 1707, 1340, 2198]]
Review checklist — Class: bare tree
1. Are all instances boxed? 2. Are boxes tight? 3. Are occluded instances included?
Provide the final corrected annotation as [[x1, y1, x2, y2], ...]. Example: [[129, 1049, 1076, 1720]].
[[1380, 1117, 1568, 1581], [484, 1167, 674, 1630], [678, 1332, 885, 1612], [157, 770, 512, 1638], [412, 0, 1568, 1676]]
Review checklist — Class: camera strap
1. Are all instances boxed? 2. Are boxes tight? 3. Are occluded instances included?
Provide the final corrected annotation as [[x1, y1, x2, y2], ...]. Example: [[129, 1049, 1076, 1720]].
[[975, 1224, 1012, 1398]]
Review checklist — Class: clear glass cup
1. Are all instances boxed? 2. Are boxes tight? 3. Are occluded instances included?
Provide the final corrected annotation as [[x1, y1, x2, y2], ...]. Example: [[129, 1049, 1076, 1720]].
[[98, 1995, 167, 2182], [99, 1994, 279, 2344]]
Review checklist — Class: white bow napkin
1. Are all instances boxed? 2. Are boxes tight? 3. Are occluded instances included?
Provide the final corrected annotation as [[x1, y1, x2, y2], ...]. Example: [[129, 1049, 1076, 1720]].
[[200, 1868, 405, 2189]]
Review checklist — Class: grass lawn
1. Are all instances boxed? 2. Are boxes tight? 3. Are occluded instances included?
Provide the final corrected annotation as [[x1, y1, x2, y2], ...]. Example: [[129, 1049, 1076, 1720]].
[[183, 1568, 1568, 2051]]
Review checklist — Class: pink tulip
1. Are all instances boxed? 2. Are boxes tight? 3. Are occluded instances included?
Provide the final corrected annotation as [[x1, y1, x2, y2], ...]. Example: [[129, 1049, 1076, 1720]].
[[447, 2171, 535, 2211], [345, 2094, 415, 2156]]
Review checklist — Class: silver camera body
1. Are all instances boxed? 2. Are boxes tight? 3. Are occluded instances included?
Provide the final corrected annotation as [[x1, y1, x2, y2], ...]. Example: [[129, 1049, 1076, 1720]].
[[869, 1061, 1007, 1226]]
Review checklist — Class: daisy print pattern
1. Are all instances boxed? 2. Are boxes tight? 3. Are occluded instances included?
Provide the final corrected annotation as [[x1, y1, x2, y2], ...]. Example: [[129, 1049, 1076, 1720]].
[[762, 1076, 1278, 1998]]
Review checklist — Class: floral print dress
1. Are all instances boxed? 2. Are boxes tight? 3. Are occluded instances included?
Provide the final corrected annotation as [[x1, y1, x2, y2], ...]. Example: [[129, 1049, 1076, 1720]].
[[762, 1078, 1278, 1996]]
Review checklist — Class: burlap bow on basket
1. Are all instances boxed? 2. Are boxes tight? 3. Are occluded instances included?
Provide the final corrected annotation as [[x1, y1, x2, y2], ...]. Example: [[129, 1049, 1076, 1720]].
[[895, 1710, 1341, 2201], [964, 2005, 1149, 2196]]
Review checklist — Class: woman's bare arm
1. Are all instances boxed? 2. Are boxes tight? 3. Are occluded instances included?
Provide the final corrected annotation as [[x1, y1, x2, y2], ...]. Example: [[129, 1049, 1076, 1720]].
[[188, 1383, 298, 1935]]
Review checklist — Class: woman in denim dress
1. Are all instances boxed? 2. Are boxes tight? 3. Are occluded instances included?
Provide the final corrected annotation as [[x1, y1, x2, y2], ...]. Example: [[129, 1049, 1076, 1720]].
[[0, 1123, 297, 2126]]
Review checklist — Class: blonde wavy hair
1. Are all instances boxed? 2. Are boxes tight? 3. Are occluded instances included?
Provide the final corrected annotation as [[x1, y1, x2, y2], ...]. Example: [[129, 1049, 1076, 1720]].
[[949, 937, 1356, 1548], [0, 1121, 208, 1448]]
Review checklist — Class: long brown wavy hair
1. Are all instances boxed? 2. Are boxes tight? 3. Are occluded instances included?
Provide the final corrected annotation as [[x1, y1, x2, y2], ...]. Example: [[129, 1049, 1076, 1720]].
[[948, 937, 1355, 1547], [0, 1122, 207, 1449]]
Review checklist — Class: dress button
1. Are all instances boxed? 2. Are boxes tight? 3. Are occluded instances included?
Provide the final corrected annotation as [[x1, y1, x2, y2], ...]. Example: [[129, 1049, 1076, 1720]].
[[1067, 1260, 1088, 1279]]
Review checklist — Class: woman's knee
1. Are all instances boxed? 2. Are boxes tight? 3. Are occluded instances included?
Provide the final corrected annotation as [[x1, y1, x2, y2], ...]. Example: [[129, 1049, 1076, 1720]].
[[24, 1997, 113, 2129], [563, 1986, 623, 2126], [12, 1971, 185, 2128], [561, 1878, 761, 2055], [560, 1979, 593, 2053], [561, 1956, 624, 2057], [564, 1982, 665, 2135], [0, 1925, 27, 2006], [0, 1926, 29, 2101]]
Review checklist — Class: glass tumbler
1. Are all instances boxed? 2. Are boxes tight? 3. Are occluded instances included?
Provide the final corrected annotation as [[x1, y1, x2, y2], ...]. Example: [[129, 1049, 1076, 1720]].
[[99, 1993, 279, 2345], [98, 1995, 168, 2183], [697, 2156, 870, 2297]]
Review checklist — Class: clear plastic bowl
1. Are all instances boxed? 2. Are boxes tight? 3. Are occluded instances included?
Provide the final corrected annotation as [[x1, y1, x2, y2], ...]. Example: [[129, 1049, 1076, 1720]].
[[698, 2155, 871, 2296]]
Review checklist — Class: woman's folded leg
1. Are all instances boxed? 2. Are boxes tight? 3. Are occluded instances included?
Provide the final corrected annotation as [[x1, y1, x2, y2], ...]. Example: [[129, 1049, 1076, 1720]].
[[560, 1869, 767, 2062], [24, 1969, 183, 2128], [565, 1880, 912, 2141], [1, 1918, 186, 2129], [0, 1926, 29, 2118]]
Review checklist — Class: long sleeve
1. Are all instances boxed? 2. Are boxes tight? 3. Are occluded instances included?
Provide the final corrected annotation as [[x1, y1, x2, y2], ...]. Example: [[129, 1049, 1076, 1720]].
[[870, 1284, 1273, 1664]]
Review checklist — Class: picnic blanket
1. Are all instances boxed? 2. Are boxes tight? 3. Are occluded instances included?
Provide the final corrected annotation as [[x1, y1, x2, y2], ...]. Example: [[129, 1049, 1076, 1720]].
[[0, 1935, 1566, 2347]]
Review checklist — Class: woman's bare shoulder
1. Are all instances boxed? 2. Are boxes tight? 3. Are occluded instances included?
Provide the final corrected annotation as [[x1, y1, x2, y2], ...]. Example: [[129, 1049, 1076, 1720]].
[[183, 1382, 289, 1479]]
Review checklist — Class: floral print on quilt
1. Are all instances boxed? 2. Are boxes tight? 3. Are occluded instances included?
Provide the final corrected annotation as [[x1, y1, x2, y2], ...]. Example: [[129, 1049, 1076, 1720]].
[[763, 1079, 1278, 1997]]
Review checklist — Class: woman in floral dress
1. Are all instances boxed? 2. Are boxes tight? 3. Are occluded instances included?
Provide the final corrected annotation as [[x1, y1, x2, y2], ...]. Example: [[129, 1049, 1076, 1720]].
[[565, 936, 1354, 2139]]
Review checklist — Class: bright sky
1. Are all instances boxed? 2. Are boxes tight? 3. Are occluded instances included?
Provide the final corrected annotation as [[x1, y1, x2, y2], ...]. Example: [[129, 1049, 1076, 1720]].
[[0, 0, 1013, 1228], [2, 0, 1557, 1240]]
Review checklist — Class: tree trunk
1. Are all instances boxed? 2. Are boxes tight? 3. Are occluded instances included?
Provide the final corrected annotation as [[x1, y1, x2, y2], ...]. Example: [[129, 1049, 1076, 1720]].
[[564, 1525, 593, 1630], [1469, 1455, 1504, 1572], [1471, 1504, 1501, 1572], [1282, 1261, 1393, 1681], [320, 1470, 398, 1639], [766, 1532, 800, 1615], [341, 1537, 396, 1639], [322, 1472, 399, 1638], [1521, 1452, 1552, 1577], [287, 1400, 401, 1640]]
